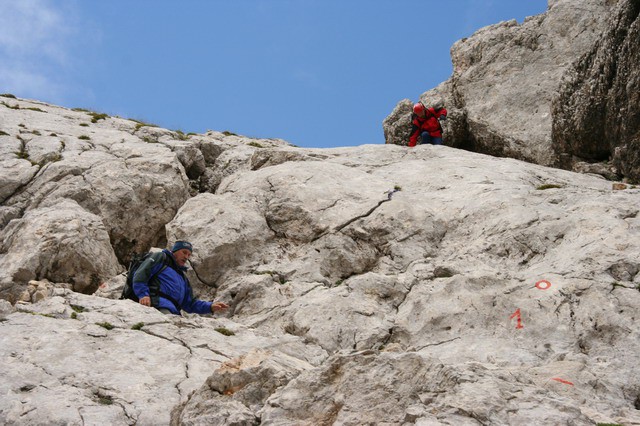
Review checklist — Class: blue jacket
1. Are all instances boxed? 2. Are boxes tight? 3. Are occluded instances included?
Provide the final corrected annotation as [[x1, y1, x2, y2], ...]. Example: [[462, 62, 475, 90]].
[[132, 249, 212, 315]]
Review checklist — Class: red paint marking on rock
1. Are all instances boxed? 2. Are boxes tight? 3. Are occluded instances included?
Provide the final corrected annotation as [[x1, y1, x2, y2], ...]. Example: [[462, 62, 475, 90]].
[[535, 280, 551, 290], [551, 378, 574, 386], [510, 308, 523, 329]]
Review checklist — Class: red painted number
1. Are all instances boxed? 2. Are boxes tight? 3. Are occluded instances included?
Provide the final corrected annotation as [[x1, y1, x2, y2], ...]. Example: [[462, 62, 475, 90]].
[[510, 308, 523, 329]]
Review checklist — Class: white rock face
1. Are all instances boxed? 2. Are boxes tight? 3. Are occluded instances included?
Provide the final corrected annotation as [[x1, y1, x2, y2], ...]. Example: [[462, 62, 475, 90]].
[[0, 158, 39, 203], [1, 96, 640, 424], [0, 291, 325, 426], [170, 144, 639, 425], [0, 199, 122, 300]]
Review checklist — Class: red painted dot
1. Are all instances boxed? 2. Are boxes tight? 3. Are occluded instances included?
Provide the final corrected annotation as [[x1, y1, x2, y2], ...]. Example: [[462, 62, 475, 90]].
[[535, 280, 551, 290]]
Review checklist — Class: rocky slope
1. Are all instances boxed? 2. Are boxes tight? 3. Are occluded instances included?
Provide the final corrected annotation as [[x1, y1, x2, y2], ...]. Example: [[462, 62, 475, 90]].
[[384, 0, 640, 183], [1, 96, 640, 425]]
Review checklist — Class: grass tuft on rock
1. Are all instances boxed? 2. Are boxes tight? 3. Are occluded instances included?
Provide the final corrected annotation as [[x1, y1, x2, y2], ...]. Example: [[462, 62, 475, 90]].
[[536, 184, 563, 190], [133, 119, 158, 131], [94, 392, 114, 405], [96, 322, 114, 330], [215, 327, 235, 336], [88, 112, 108, 123], [70, 305, 86, 313]]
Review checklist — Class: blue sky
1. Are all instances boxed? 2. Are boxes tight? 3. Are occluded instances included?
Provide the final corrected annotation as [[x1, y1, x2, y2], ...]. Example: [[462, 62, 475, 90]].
[[0, 0, 547, 148]]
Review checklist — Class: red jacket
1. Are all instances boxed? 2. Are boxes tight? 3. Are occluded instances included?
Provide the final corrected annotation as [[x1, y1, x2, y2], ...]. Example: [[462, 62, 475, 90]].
[[409, 107, 447, 146]]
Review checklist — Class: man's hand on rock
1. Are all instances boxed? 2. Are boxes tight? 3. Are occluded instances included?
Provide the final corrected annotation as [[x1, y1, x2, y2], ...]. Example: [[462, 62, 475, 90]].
[[139, 296, 151, 306], [211, 301, 229, 313]]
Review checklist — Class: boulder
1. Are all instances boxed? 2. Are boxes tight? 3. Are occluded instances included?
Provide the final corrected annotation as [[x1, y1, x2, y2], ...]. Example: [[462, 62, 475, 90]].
[[166, 192, 274, 288], [0, 199, 122, 301], [173, 349, 314, 425], [0, 159, 38, 204], [553, 0, 640, 182], [2, 126, 192, 262]]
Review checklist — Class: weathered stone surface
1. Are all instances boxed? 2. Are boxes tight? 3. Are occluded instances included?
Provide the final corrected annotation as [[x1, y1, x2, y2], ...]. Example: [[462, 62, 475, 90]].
[[383, 0, 617, 173], [173, 349, 313, 425], [553, 0, 640, 182], [2, 60, 640, 424], [0, 298, 12, 319], [0, 292, 326, 426], [1, 137, 639, 424], [166, 192, 274, 286], [260, 352, 597, 425], [18, 279, 73, 303], [0, 158, 39, 204], [196, 137, 291, 194], [382, 98, 413, 147], [171, 144, 638, 425], [0, 199, 122, 301], [24, 134, 64, 164], [0, 98, 288, 264]]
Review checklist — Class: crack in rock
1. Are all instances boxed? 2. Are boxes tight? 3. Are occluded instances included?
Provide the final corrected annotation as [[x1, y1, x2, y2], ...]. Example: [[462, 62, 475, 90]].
[[413, 337, 462, 352]]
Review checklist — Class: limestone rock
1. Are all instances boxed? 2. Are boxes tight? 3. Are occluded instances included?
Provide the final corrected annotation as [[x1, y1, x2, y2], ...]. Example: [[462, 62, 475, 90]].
[[24, 134, 64, 165], [173, 349, 314, 425], [168, 140, 207, 180], [553, 0, 640, 181], [92, 273, 127, 300], [173, 144, 640, 425], [0, 199, 122, 301], [260, 352, 596, 425], [0, 292, 326, 426], [0, 298, 12, 319], [0, 99, 193, 261], [18, 279, 73, 303], [382, 98, 413, 146], [0, 159, 39, 204], [2, 78, 640, 424], [166, 192, 274, 287]]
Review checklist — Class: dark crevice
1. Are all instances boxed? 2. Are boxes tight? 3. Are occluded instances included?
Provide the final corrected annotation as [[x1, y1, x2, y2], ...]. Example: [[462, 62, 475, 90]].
[[413, 337, 462, 352], [310, 197, 392, 244], [189, 261, 218, 289], [334, 198, 391, 233]]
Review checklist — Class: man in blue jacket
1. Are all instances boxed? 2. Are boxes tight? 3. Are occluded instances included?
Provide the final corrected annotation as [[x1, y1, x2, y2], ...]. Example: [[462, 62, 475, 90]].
[[133, 241, 228, 315]]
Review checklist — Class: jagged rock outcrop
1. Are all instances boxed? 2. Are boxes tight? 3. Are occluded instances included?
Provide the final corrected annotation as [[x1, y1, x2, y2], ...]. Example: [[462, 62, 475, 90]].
[[553, 0, 640, 182], [0, 96, 286, 298], [383, 0, 630, 178], [3, 92, 640, 424]]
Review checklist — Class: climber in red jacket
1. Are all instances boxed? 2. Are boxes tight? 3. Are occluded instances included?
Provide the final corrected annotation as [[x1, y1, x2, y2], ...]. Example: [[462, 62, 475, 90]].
[[408, 101, 447, 147]]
